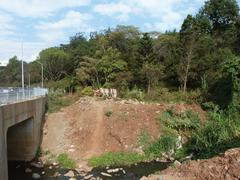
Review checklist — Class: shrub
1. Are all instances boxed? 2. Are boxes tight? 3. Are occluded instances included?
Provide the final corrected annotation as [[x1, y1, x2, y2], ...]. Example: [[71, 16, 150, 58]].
[[158, 109, 201, 132], [187, 110, 240, 158], [47, 91, 77, 113], [57, 153, 76, 169], [124, 88, 145, 101], [80, 86, 94, 96], [88, 152, 145, 168], [144, 135, 177, 158]]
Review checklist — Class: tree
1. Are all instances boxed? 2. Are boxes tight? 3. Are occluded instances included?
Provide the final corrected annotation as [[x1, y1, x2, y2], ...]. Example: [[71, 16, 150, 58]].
[[97, 47, 127, 86], [179, 15, 202, 92], [39, 48, 71, 81], [142, 62, 163, 94], [76, 56, 100, 87]]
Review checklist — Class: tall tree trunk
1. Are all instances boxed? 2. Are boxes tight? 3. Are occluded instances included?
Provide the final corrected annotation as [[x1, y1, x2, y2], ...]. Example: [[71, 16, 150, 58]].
[[148, 78, 151, 95], [183, 42, 194, 93]]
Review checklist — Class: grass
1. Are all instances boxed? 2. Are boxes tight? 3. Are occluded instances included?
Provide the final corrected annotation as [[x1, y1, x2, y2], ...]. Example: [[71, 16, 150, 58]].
[[186, 109, 240, 158], [158, 108, 201, 133], [57, 153, 76, 169], [89, 152, 146, 168], [48, 91, 78, 113], [137, 129, 151, 149], [144, 135, 177, 158]]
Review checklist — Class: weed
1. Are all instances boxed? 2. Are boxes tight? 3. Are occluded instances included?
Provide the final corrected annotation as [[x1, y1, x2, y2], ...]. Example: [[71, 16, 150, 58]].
[[158, 109, 200, 132], [57, 153, 76, 169], [137, 129, 151, 149], [144, 135, 177, 158], [105, 109, 113, 117], [88, 152, 145, 168]]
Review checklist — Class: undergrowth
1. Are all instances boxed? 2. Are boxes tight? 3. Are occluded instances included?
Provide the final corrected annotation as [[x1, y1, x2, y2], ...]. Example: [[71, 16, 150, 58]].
[[57, 153, 76, 169]]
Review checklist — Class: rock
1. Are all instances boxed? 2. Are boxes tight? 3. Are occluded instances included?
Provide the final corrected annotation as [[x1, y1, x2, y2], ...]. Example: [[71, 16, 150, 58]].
[[30, 162, 43, 168], [101, 172, 112, 177], [174, 160, 181, 167], [68, 148, 76, 152], [32, 173, 41, 179], [25, 168, 32, 173], [140, 176, 148, 180], [64, 170, 75, 177], [49, 166, 53, 169], [107, 168, 120, 173], [84, 174, 93, 179], [41, 171, 45, 175], [52, 162, 58, 166], [69, 178, 77, 180]]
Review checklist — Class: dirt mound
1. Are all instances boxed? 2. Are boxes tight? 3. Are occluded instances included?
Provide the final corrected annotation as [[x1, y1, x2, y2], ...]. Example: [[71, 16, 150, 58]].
[[41, 97, 205, 169], [160, 148, 240, 180]]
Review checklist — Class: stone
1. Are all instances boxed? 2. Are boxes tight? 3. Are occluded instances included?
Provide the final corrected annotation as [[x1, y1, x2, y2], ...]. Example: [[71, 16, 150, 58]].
[[174, 160, 181, 167], [25, 168, 32, 173], [52, 162, 58, 166], [64, 170, 75, 177], [41, 171, 45, 175], [84, 174, 93, 179], [69, 178, 77, 180], [101, 172, 112, 177], [107, 168, 120, 173], [32, 173, 41, 179], [140, 176, 148, 180], [30, 162, 43, 168]]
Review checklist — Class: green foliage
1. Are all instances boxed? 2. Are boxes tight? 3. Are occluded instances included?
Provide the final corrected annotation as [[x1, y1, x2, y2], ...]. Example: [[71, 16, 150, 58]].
[[80, 86, 94, 96], [88, 152, 145, 168], [48, 91, 77, 113], [137, 129, 151, 149], [158, 109, 201, 132], [57, 153, 76, 169], [105, 109, 113, 117], [144, 135, 177, 158], [124, 88, 145, 101], [187, 110, 240, 158], [39, 47, 72, 81]]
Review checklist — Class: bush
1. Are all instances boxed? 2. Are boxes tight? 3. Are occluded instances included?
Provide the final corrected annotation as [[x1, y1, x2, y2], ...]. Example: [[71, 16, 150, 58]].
[[158, 109, 201, 132], [88, 152, 145, 168], [57, 153, 76, 169], [187, 110, 240, 158], [144, 135, 177, 158], [124, 88, 145, 101], [47, 91, 77, 113], [80, 86, 94, 96]]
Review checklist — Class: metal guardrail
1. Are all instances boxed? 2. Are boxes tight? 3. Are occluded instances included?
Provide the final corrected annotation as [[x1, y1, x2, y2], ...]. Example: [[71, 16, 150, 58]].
[[0, 87, 48, 105]]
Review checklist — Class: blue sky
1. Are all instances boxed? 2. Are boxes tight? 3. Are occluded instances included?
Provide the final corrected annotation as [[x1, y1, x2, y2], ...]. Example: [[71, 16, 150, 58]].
[[0, 0, 239, 65]]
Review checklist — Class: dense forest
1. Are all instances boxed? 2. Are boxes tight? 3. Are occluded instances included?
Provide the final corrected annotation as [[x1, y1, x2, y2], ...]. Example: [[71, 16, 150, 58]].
[[1, 0, 240, 109]]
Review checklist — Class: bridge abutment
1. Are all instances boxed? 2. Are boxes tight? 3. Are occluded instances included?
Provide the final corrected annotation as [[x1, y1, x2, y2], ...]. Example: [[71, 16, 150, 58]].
[[0, 97, 47, 180]]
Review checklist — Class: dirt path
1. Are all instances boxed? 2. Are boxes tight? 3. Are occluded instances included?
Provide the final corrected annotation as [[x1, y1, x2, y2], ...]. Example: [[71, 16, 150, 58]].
[[84, 102, 104, 159]]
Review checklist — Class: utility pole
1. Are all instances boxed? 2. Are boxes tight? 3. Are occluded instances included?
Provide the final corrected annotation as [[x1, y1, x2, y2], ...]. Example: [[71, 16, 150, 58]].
[[36, 61, 44, 88], [21, 40, 24, 89]]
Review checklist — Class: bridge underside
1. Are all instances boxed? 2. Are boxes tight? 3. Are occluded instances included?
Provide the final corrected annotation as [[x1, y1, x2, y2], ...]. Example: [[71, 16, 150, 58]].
[[0, 97, 47, 180]]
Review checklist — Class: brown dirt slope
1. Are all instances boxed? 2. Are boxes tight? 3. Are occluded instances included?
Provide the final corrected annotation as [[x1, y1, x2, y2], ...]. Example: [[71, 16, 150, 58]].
[[41, 97, 205, 167], [160, 148, 240, 180]]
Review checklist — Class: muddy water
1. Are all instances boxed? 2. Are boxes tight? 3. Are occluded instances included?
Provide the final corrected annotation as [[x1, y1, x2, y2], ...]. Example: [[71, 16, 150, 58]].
[[8, 160, 170, 180]]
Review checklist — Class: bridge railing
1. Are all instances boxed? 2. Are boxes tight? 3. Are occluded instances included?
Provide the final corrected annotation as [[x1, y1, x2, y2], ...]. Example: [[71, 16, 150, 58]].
[[0, 88, 48, 105]]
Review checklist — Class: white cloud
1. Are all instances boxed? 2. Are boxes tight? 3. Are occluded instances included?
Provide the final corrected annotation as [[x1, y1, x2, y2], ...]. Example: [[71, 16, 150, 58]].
[[0, 13, 15, 38], [94, 0, 206, 31], [93, 2, 136, 21], [36, 10, 94, 43], [0, 40, 47, 64], [0, 0, 91, 18]]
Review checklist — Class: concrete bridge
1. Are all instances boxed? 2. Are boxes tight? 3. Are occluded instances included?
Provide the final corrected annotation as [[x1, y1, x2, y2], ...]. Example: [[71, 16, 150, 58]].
[[0, 88, 48, 180]]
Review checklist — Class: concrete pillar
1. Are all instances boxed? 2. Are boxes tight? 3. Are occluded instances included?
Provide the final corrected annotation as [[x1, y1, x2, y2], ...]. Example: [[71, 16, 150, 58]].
[[0, 108, 8, 180]]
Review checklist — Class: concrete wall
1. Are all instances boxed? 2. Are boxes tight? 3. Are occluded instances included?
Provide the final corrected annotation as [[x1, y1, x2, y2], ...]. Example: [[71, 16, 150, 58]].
[[0, 97, 46, 180]]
